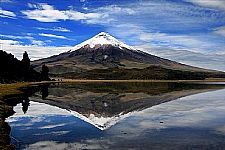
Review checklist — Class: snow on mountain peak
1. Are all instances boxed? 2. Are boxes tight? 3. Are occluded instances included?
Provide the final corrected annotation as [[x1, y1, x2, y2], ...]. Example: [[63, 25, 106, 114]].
[[69, 110, 138, 130], [72, 32, 136, 51]]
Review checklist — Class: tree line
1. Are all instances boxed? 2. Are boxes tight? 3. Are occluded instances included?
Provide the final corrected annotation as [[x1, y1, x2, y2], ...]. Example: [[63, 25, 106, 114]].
[[0, 50, 50, 83]]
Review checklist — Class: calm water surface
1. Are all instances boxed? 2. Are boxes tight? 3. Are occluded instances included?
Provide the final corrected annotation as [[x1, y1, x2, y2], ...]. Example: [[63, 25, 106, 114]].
[[5, 82, 225, 150]]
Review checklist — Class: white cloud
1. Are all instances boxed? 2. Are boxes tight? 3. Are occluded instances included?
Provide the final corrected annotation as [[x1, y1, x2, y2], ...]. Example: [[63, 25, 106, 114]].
[[7, 102, 70, 118], [21, 3, 103, 23], [214, 26, 225, 37], [36, 27, 71, 32], [0, 33, 49, 46], [2, 44, 71, 60], [27, 141, 105, 150], [185, 0, 225, 11], [38, 123, 68, 129], [0, 8, 16, 18], [27, 3, 40, 9], [31, 40, 46, 46], [136, 44, 225, 71], [0, 39, 20, 45], [97, 5, 136, 15], [65, 10, 102, 20], [0, 38, 70, 60], [21, 4, 67, 22], [139, 32, 217, 52], [0, 34, 33, 40], [0, 0, 12, 3], [107, 23, 225, 54], [39, 33, 67, 39]]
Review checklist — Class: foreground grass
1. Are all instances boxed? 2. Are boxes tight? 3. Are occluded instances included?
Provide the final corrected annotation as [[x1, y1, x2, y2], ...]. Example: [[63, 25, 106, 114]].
[[0, 81, 57, 99], [0, 83, 31, 99]]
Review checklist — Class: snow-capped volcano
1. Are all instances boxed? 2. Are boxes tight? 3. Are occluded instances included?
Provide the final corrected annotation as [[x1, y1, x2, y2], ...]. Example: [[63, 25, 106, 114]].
[[32, 32, 223, 80], [72, 32, 135, 51]]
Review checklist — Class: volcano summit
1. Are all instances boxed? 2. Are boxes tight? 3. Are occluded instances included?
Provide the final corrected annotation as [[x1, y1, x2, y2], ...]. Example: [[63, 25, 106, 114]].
[[32, 32, 225, 80]]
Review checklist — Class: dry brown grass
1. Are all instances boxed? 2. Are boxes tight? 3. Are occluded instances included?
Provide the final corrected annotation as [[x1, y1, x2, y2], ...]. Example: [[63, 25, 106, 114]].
[[0, 83, 30, 99], [0, 81, 58, 99]]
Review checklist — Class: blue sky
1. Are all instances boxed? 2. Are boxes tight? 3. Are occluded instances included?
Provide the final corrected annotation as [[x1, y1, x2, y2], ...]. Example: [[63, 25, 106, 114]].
[[0, 0, 225, 70]]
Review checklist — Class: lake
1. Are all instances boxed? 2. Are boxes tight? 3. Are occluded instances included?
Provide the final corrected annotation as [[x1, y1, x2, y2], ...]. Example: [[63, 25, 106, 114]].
[[4, 82, 225, 150]]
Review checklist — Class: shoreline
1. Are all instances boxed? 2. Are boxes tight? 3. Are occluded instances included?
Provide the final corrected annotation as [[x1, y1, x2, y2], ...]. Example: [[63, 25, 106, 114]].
[[60, 79, 225, 83], [1, 79, 225, 99]]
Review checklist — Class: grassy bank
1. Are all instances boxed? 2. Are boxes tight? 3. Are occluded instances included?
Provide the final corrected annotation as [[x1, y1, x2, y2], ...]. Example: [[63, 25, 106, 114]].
[[0, 83, 31, 99], [0, 81, 59, 99]]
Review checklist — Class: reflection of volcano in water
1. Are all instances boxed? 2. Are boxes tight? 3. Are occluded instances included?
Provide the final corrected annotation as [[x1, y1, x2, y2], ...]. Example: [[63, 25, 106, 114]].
[[30, 82, 225, 130]]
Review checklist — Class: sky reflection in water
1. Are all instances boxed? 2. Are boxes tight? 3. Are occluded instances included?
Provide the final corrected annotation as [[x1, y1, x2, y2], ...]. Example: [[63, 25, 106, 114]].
[[6, 86, 225, 150]]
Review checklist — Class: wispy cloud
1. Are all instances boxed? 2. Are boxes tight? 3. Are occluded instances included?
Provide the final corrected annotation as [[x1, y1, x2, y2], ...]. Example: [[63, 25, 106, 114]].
[[214, 26, 225, 37], [21, 3, 103, 22], [137, 31, 223, 53], [0, 33, 48, 46], [21, 4, 67, 22], [39, 33, 67, 39], [36, 27, 71, 32], [97, 5, 136, 15], [1, 43, 71, 60], [185, 0, 225, 11], [31, 40, 46, 46], [0, 34, 33, 40], [136, 44, 225, 71], [0, 0, 12, 3], [0, 39, 20, 45], [0, 7, 16, 18]]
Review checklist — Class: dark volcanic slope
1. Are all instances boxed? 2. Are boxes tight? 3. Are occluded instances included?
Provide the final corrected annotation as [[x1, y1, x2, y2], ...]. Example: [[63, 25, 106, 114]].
[[32, 32, 225, 80]]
